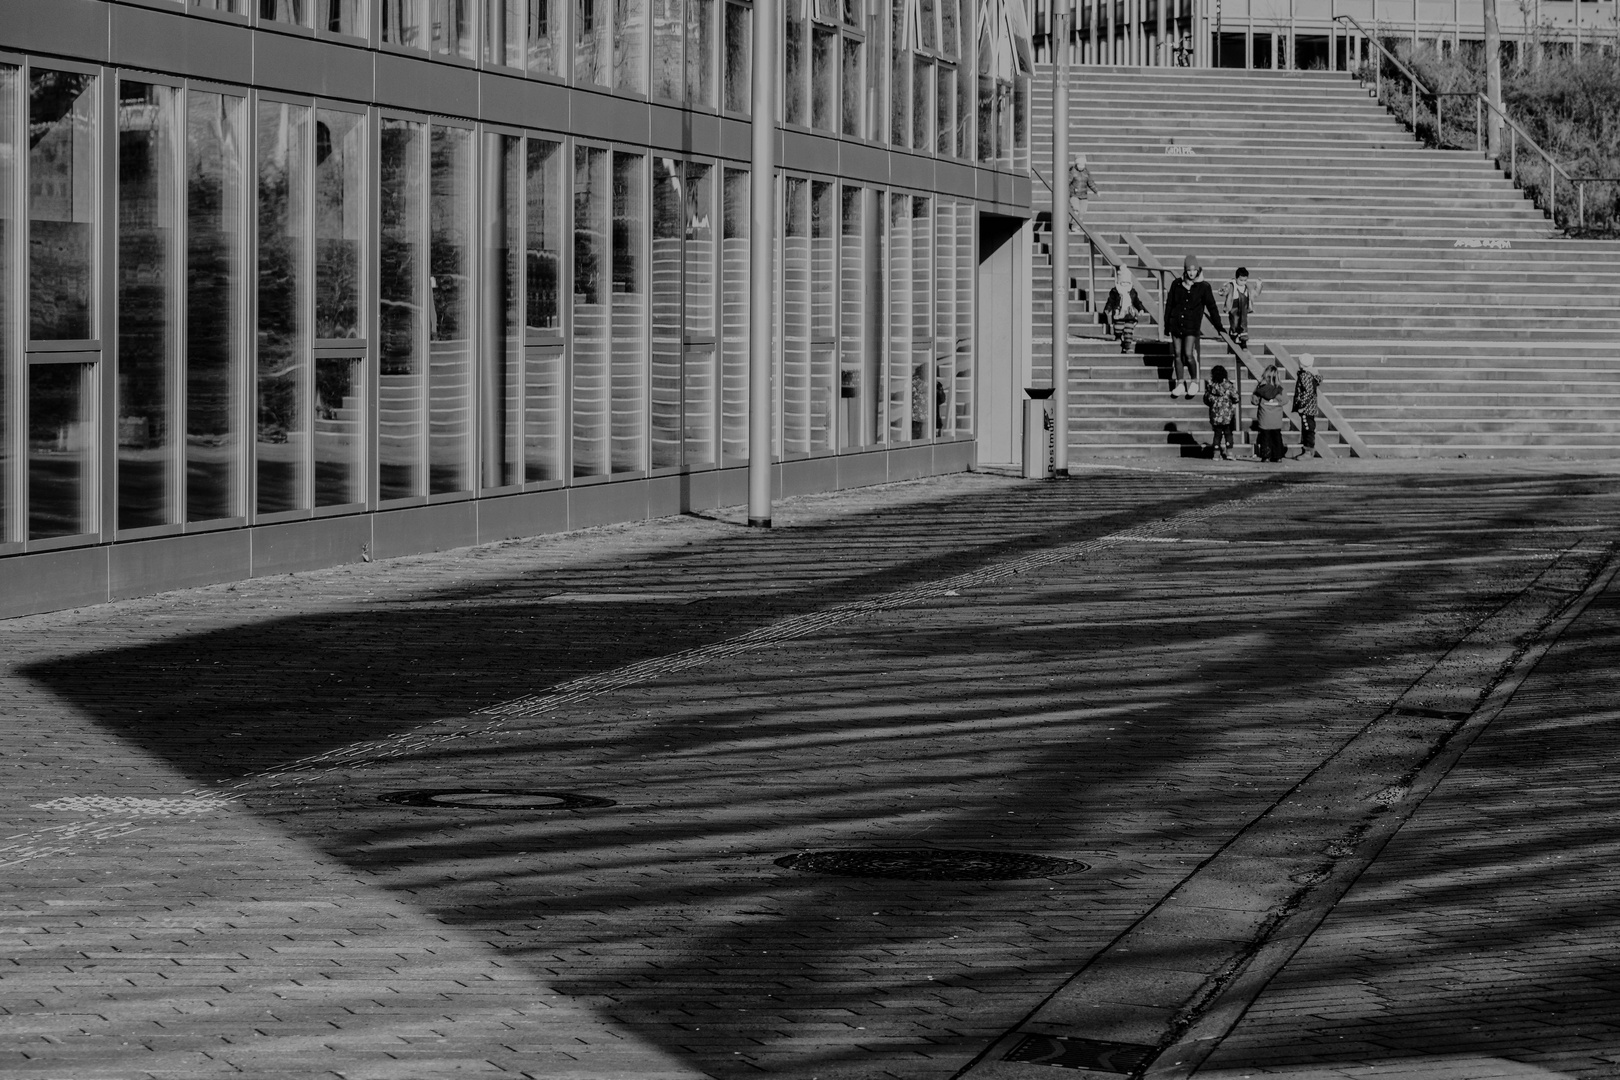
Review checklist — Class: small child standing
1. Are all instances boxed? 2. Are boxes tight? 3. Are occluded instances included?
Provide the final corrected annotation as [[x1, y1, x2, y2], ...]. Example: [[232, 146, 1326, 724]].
[[1251, 363, 1287, 463], [1203, 364, 1238, 459], [1292, 352, 1323, 458], [1104, 266, 1150, 353], [1220, 267, 1261, 348]]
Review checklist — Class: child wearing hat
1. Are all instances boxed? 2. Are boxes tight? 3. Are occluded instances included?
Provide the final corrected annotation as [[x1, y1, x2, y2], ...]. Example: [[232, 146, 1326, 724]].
[[1104, 266, 1151, 353], [1292, 353, 1323, 458]]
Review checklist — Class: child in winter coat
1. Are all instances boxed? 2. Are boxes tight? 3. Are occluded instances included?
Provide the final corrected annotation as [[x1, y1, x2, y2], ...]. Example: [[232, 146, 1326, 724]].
[[1104, 266, 1151, 353], [1220, 267, 1261, 348], [1251, 364, 1287, 462], [1203, 364, 1238, 459], [1291, 353, 1322, 458]]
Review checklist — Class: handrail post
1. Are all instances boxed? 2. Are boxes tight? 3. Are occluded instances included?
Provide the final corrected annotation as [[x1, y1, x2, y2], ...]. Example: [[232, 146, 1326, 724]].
[[1476, 94, 1482, 153], [1436, 94, 1443, 145], [1550, 166, 1556, 226], [1510, 125, 1516, 180], [1579, 182, 1585, 229]]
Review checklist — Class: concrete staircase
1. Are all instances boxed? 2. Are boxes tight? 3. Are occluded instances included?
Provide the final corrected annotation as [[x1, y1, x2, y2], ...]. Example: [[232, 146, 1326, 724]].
[[1031, 65, 1620, 459]]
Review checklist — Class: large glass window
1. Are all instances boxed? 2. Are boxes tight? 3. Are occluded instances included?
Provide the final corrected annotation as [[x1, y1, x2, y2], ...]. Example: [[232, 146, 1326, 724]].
[[572, 145, 609, 476], [429, 125, 474, 496], [322, 0, 370, 34], [487, 0, 527, 67], [577, 0, 612, 86], [781, 178, 810, 455], [482, 134, 524, 489], [610, 151, 646, 474], [838, 185, 871, 449], [785, 0, 807, 125], [615, 0, 650, 93], [529, 0, 566, 76], [952, 200, 973, 436], [910, 195, 931, 440], [811, 5, 837, 130], [378, 117, 427, 500], [29, 69, 98, 343], [186, 90, 248, 523], [381, 0, 429, 47], [314, 354, 362, 506], [653, 0, 685, 102], [719, 167, 748, 462], [525, 139, 565, 481], [723, 1, 751, 114], [260, 0, 312, 26], [886, 192, 909, 443], [315, 109, 364, 340], [809, 179, 836, 452], [683, 162, 716, 467], [28, 364, 96, 540], [0, 66, 14, 542], [256, 100, 310, 516], [650, 157, 682, 469], [687, 0, 716, 106], [117, 82, 182, 532]]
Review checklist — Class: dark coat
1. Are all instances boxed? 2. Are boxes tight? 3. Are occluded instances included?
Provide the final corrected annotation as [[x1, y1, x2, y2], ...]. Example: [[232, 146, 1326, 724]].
[[1164, 273, 1225, 338]]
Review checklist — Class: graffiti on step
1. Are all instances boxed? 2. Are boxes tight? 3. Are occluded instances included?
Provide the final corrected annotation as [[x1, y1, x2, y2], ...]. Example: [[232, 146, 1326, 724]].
[[1453, 238, 1511, 249], [1165, 145, 1196, 155]]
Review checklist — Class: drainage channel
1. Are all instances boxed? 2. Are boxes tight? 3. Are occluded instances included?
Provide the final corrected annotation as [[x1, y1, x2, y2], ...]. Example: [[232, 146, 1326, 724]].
[[954, 539, 1618, 1080]]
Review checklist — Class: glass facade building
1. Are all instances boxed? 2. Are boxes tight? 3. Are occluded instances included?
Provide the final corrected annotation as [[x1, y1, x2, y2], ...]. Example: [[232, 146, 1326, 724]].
[[0, 0, 1033, 617]]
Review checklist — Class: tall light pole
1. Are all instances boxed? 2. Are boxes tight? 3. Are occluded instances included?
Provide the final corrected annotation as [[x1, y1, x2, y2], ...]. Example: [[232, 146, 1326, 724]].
[[747, 0, 776, 527], [1052, 9, 1071, 478], [1484, 0, 1502, 158]]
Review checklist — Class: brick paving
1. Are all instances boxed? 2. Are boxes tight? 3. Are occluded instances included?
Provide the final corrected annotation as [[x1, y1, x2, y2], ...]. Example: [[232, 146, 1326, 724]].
[[2, 460, 1619, 1080]]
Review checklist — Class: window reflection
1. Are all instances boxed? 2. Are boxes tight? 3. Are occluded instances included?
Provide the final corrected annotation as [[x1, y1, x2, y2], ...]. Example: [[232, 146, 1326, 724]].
[[0, 66, 13, 542], [322, 0, 369, 33], [117, 81, 181, 531], [256, 101, 310, 515], [378, 117, 426, 500], [29, 69, 98, 343], [572, 145, 609, 476], [719, 167, 748, 461], [610, 151, 645, 473], [187, 90, 247, 522], [29, 364, 95, 540], [652, 0, 685, 102], [260, 0, 310, 24], [577, 0, 612, 86], [313, 355, 363, 506], [615, 0, 649, 93], [650, 157, 682, 469], [483, 133, 524, 489], [529, 0, 565, 75], [723, 2, 751, 113], [315, 110, 364, 339], [687, 0, 715, 106], [429, 124, 473, 495]]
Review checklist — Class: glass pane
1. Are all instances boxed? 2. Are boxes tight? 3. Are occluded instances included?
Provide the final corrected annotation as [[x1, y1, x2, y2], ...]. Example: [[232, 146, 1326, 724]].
[[913, 56, 932, 150], [869, 188, 884, 440], [322, 0, 370, 34], [719, 167, 748, 461], [382, 0, 429, 46], [682, 347, 715, 466], [486, 0, 526, 66], [0, 66, 14, 541], [886, 192, 909, 443], [911, 196, 931, 441], [810, 180, 836, 453], [524, 348, 564, 482], [432, 0, 476, 58], [841, 35, 862, 137], [918, 0, 937, 48], [529, 0, 565, 75], [781, 178, 809, 456], [939, 0, 957, 56], [652, 0, 684, 102], [977, 72, 994, 161], [610, 152, 646, 474], [429, 125, 473, 495], [785, 0, 806, 125], [29, 365, 95, 539], [572, 145, 609, 477], [526, 139, 563, 335], [315, 109, 364, 339], [723, 2, 751, 114], [811, 26, 836, 130], [838, 185, 867, 449], [933, 197, 953, 438], [29, 69, 98, 342], [889, 0, 907, 144], [256, 100, 310, 515], [482, 134, 522, 489], [683, 162, 713, 337], [117, 82, 181, 531], [957, 43, 972, 154], [937, 65, 954, 155], [378, 117, 426, 500], [314, 355, 362, 506], [195, 0, 245, 11], [260, 0, 311, 24], [186, 91, 247, 523], [953, 201, 973, 436], [615, 0, 649, 93], [577, 0, 612, 86], [686, 0, 715, 107], [649, 157, 681, 470]]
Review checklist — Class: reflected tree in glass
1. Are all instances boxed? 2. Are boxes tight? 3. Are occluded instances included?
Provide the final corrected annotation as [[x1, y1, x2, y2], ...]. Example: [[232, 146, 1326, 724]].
[[381, 0, 428, 46], [187, 90, 247, 522], [378, 117, 426, 500], [615, 0, 649, 93], [29, 69, 98, 342], [428, 124, 473, 495], [576, 0, 612, 86], [432, 0, 476, 58], [652, 0, 684, 101], [116, 81, 181, 531], [529, 0, 565, 75], [315, 109, 364, 339], [723, 1, 751, 113], [256, 100, 310, 515], [686, 0, 715, 106]]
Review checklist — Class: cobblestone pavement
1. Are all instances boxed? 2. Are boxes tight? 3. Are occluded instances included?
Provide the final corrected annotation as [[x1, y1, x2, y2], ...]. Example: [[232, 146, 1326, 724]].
[[3, 459, 1619, 1080]]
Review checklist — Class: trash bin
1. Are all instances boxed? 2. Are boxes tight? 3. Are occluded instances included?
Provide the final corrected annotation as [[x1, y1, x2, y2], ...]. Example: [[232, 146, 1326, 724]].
[[1023, 388, 1055, 479]]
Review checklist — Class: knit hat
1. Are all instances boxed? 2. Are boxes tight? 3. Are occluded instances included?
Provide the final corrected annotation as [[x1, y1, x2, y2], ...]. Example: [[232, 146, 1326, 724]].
[[1299, 353, 1315, 369]]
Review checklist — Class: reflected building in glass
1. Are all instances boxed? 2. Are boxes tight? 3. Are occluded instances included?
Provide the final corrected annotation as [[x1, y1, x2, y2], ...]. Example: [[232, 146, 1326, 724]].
[[0, 0, 1038, 617]]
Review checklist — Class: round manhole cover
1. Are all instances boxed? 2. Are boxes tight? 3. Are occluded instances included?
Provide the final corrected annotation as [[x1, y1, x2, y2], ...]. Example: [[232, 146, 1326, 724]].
[[379, 789, 616, 811], [775, 849, 1090, 881]]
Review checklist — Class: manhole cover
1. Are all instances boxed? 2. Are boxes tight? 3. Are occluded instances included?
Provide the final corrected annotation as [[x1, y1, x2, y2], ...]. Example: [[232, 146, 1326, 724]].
[[379, 789, 616, 811], [774, 849, 1089, 881]]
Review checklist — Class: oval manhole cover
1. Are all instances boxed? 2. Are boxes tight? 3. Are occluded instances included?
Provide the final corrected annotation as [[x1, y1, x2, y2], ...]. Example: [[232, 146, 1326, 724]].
[[775, 849, 1089, 881], [379, 789, 616, 811]]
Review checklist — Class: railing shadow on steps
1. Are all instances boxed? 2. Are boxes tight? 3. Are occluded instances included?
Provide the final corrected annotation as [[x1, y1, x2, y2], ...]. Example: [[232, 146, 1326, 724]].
[[1333, 13, 1612, 235]]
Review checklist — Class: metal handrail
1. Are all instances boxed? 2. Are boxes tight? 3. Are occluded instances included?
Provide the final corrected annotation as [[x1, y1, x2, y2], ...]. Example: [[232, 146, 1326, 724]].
[[1333, 14, 1435, 135]]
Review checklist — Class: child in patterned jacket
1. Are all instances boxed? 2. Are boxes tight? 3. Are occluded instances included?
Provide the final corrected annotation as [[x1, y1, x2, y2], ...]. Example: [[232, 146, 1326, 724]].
[[1203, 364, 1238, 460]]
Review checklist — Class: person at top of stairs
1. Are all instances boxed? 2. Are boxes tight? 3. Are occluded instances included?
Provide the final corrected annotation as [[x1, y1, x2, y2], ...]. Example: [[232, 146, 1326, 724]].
[[1068, 153, 1097, 227], [1105, 266, 1151, 353], [1164, 255, 1225, 398]]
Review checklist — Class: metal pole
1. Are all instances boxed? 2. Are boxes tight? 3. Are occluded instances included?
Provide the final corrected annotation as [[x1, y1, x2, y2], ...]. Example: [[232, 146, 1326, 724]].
[[746, 0, 776, 527], [1053, 10, 1072, 477]]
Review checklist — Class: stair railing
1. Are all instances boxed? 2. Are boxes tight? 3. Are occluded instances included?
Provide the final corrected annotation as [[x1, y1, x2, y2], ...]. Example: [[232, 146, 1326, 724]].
[[1032, 165, 1136, 319], [1334, 14, 1582, 231]]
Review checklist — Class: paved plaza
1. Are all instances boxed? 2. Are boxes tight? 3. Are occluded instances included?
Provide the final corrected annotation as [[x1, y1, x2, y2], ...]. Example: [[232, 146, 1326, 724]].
[[3, 459, 1619, 1080]]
